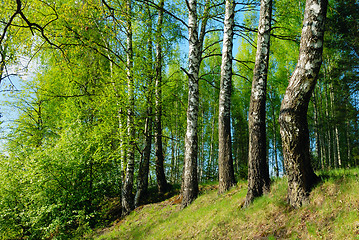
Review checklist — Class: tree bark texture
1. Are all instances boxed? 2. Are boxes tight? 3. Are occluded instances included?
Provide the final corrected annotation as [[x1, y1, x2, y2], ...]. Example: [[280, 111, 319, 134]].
[[278, 0, 328, 208], [245, 0, 272, 207], [122, 0, 135, 217], [181, 0, 207, 209], [218, 0, 236, 194], [154, 0, 168, 194]]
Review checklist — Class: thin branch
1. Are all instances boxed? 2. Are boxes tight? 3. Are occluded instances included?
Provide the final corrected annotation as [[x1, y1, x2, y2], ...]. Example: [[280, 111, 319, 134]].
[[202, 53, 222, 61], [170, 92, 186, 110], [135, 0, 189, 28], [199, 74, 220, 90], [18, 11, 60, 50], [180, 67, 190, 78], [0, 0, 22, 45], [233, 58, 255, 70], [233, 73, 251, 83]]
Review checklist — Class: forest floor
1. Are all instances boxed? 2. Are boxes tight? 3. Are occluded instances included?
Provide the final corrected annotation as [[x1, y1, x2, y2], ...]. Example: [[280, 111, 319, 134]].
[[87, 168, 359, 239]]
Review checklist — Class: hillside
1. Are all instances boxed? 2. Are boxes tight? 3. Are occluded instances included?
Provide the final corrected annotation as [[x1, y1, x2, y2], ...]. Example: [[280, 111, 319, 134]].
[[88, 168, 359, 239]]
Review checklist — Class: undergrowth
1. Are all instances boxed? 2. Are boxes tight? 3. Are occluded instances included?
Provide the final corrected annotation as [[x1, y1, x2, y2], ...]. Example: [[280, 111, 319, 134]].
[[89, 168, 359, 239]]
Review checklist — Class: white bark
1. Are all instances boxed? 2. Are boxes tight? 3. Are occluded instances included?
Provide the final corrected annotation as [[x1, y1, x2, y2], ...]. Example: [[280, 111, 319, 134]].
[[218, 0, 236, 194], [182, 0, 200, 209], [122, 0, 135, 216], [279, 0, 328, 208], [245, 0, 272, 206], [182, 0, 209, 209]]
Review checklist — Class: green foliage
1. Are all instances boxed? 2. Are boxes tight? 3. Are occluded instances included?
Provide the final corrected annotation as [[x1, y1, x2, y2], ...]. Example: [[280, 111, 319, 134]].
[[0, 85, 123, 238], [1, 0, 188, 237]]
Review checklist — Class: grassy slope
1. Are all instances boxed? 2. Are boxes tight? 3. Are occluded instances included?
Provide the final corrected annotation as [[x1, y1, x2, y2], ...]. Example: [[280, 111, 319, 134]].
[[91, 169, 359, 239]]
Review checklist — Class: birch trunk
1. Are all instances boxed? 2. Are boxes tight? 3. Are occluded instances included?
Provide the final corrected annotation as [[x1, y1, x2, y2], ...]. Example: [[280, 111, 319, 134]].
[[122, 0, 135, 216], [218, 0, 236, 194], [346, 120, 351, 166], [245, 0, 272, 207], [181, 0, 209, 209], [154, 0, 168, 194], [278, 0, 328, 208], [335, 126, 341, 167], [182, 0, 200, 209]]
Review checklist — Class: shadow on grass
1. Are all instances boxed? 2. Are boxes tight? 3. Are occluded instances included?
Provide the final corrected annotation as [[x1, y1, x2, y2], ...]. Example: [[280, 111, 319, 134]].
[[141, 183, 182, 205]]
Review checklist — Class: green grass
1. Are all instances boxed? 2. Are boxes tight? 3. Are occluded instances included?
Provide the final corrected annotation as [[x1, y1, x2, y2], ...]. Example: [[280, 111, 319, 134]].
[[89, 168, 359, 239]]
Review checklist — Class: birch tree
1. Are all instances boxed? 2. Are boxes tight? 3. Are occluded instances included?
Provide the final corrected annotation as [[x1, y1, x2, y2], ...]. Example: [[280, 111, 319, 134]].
[[181, 0, 209, 209], [245, 0, 272, 206], [122, 0, 135, 216], [278, 0, 328, 208], [218, 0, 236, 194]]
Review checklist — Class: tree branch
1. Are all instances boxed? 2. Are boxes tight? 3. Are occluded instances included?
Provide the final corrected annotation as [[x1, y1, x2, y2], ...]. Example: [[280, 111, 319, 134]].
[[135, 0, 189, 28], [0, 0, 22, 45]]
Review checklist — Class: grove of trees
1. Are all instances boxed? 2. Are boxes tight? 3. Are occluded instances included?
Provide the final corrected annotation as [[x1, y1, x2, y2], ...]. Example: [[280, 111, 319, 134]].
[[0, 0, 358, 238]]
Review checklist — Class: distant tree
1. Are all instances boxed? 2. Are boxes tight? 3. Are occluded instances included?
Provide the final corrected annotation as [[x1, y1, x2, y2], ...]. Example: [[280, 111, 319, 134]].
[[318, 0, 359, 168]]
